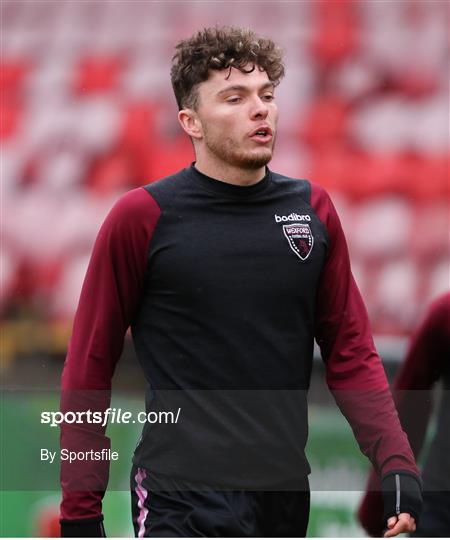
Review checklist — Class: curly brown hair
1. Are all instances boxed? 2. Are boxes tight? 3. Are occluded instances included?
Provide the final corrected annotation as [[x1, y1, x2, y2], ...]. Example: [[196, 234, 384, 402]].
[[170, 25, 285, 111]]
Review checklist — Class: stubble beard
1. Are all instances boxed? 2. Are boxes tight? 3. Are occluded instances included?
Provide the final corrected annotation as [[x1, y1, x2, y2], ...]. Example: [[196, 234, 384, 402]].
[[203, 128, 276, 170]]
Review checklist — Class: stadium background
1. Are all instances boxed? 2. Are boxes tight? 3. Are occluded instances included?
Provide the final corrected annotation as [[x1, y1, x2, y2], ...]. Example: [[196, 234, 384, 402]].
[[1, 0, 448, 537]]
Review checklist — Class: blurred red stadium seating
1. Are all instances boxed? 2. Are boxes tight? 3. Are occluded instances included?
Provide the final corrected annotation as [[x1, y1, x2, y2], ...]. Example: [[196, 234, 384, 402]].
[[1, 0, 448, 337]]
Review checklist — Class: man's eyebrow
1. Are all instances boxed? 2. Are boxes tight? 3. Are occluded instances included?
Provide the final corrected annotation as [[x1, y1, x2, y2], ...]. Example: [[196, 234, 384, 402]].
[[216, 82, 275, 96]]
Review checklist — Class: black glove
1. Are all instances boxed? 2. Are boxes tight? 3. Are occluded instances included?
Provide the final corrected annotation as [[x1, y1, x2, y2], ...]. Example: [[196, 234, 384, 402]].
[[60, 516, 106, 537], [381, 471, 423, 526]]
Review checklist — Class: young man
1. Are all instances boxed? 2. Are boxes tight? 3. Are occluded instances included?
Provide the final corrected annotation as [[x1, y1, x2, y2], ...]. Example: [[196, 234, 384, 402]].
[[60, 26, 422, 537]]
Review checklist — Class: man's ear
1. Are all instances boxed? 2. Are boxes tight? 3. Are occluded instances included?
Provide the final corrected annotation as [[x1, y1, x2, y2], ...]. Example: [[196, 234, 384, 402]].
[[178, 109, 203, 140]]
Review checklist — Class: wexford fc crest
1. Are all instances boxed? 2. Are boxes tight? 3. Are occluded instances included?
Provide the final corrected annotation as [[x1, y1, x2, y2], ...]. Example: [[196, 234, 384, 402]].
[[282, 223, 314, 261]]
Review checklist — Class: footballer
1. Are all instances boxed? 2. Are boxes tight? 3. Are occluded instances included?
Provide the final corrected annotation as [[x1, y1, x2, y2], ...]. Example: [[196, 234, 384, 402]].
[[60, 26, 422, 537]]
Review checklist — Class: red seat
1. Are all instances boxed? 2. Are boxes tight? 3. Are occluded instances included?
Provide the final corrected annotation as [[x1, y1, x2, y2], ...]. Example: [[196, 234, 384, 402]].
[[302, 96, 349, 149], [0, 60, 28, 95], [121, 101, 157, 146], [73, 56, 125, 95], [0, 60, 28, 140], [86, 145, 134, 195], [0, 100, 22, 140], [312, 0, 359, 66], [151, 133, 195, 181]]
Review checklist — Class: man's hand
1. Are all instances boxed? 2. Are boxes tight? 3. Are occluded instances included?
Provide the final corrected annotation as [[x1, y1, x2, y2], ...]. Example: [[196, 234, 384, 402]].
[[384, 513, 416, 537], [381, 472, 422, 537]]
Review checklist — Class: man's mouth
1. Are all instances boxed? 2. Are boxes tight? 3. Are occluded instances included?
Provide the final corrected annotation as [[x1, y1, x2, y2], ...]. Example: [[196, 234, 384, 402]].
[[249, 126, 273, 144]]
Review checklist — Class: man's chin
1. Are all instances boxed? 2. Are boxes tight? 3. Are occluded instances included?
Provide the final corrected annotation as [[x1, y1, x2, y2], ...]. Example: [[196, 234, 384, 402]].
[[233, 150, 273, 170]]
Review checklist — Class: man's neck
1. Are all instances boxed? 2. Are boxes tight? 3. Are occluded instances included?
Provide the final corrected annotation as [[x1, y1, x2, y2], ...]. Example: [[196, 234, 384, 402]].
[[194, 156, 267, 187]]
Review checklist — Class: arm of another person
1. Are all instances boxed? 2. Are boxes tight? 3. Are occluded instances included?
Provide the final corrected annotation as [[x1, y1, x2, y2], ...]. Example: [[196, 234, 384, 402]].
[[311, 183, 422, 537], [59, 188, 160, 537], [358, 293, 449, 537]]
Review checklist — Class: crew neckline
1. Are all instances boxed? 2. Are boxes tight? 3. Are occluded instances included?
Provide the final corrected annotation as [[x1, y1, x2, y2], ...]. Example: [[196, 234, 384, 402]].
[[188, 162, 272, 199]]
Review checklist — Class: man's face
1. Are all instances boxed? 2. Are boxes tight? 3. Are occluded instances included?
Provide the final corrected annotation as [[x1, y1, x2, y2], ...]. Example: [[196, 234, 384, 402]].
[[193, 64, 279, 170]]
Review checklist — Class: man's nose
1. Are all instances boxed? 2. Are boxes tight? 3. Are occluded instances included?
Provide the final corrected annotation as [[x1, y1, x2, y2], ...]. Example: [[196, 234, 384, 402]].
[[249, 96, 269, 119]]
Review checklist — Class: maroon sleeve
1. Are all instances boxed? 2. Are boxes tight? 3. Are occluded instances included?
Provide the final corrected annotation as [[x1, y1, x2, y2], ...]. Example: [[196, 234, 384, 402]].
[[358, 293, 449, 536], [60, 187, 160, 521], [311, 183, 419, 479]]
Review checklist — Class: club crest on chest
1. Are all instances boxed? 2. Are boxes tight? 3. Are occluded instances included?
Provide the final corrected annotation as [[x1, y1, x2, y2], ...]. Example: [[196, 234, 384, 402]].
[[282, 223, 314, 261]]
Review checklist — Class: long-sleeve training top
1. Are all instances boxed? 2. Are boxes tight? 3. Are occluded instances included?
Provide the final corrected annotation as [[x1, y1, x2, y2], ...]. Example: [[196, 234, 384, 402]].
[[60, 163, 419, 520]]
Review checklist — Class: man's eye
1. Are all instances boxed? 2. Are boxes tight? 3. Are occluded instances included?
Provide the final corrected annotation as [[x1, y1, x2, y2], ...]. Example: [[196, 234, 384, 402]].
[[262, 94, 274, 101], [226, 97, 242, 103]]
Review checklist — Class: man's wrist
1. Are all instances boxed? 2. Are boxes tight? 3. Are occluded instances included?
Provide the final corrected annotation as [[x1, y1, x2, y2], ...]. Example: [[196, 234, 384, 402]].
[[60, 515, 106, 537], [381, 471, 423, 525]]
